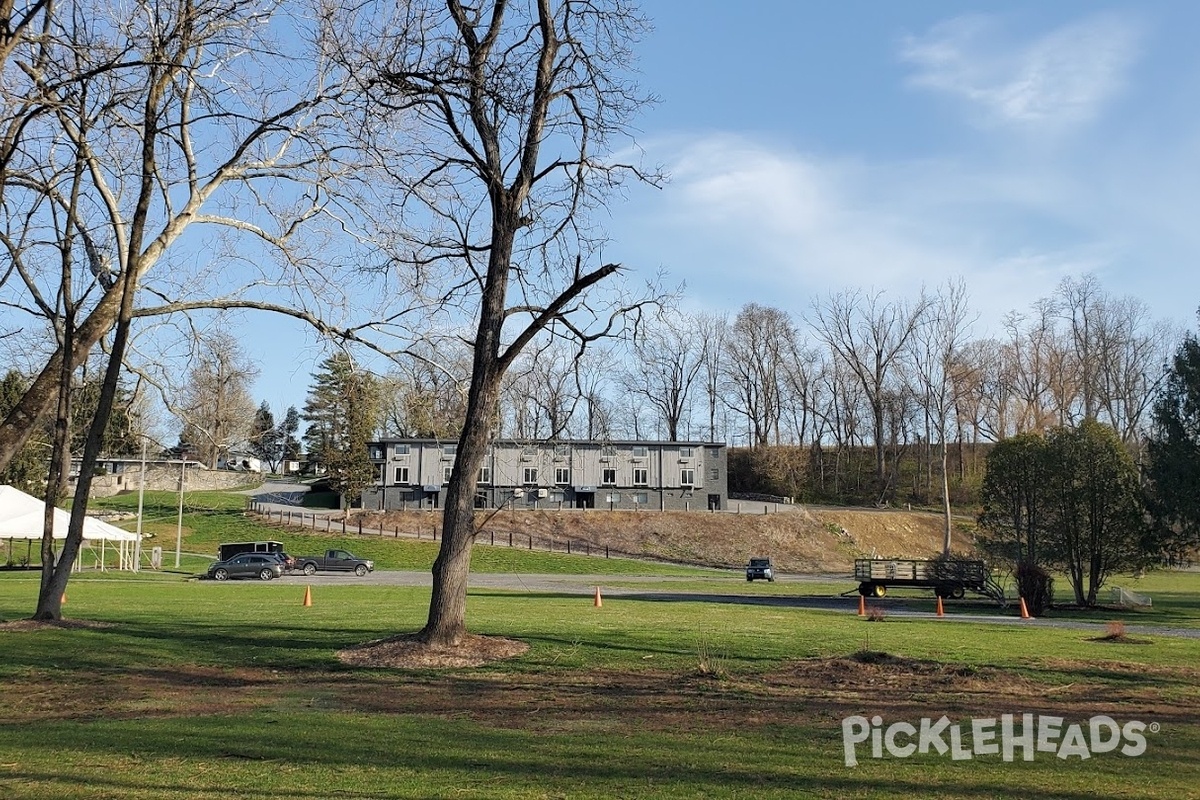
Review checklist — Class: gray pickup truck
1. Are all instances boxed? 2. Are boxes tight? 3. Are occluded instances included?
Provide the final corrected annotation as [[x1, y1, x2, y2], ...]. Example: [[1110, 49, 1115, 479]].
[[294, 549, 374, 576]]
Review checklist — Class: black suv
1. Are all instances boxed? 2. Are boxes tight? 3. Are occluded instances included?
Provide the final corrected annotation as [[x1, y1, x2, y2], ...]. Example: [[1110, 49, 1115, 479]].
[[745, 557, 775, 582]]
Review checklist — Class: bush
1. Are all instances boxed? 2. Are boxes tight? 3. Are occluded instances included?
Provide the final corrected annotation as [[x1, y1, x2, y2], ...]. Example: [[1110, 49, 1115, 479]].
[[1016, 561, 1054, 616]]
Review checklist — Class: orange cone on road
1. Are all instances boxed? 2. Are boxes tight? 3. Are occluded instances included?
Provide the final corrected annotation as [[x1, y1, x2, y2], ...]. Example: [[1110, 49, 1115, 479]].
[[1019, 597, 1032, 619], [936, 596, 945, 617], [594, 586, 603, 608], [303, 585, 312, 607], [60, 593, 66, 605], [858, 594, 866, 617]]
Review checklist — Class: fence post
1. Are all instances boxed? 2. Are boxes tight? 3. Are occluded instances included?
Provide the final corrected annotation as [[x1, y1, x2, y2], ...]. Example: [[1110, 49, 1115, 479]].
[[528, 534, 532, 550], [605, 545, 609, 558], [567, 540, 571, 554], [358, 519, 363, 535], [341, 517, 346, 534], [490, 531, 494, 546]]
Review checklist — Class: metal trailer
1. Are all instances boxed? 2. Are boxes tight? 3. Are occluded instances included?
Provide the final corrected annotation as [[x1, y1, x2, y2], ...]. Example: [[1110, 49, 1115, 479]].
[[217, 540, 286, 561], [854, 558, 1006, 605]]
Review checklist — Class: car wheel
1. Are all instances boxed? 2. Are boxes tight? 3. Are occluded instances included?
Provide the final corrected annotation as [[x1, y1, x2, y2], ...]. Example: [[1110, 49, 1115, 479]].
[[355, 564, 368, 577], [259, 568, 274, 581], [213, 568, 229, 581], [303, 563, 316, 576]]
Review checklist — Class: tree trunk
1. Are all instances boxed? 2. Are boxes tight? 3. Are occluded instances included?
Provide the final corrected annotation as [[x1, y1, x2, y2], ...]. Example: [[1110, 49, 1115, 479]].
[[941, 438, 952, 555]]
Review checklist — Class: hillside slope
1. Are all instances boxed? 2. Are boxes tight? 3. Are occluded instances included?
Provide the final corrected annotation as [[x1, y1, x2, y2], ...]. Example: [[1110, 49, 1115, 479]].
[[358, 506, 976, 572]]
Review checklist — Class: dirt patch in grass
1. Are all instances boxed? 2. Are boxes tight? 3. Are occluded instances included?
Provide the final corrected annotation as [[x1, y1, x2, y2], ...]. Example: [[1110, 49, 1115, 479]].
[[337, 633, 530, 669], [0, 618, 115, 631]]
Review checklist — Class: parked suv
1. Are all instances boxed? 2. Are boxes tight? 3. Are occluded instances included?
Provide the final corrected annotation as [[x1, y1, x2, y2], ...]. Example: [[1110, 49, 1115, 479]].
[[207, 553, 285, 581], [745, 557, 775, 582]]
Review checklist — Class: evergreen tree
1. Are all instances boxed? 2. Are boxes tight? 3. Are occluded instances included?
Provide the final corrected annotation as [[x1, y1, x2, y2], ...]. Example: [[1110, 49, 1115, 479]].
[[281, 406, 301, 464], [302, 354, 380, 506], [249, 401, 282, 472], [1145, 325, 1200, 561], [0, 371, 47, 494]]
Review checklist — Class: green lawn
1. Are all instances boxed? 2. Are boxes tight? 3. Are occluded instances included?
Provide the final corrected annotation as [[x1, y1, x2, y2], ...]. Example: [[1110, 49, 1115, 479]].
[[1, 566, 1197, 799]]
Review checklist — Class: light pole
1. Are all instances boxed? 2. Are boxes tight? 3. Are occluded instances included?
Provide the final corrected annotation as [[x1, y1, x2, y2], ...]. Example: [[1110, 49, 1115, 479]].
[[134, 436, 146, 572]]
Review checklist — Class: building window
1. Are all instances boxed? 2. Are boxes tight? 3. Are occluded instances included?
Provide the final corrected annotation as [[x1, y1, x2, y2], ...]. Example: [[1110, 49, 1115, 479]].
[[606, 492, 622, 504], [394, 466, 409, 484], [632, 445, 647, 458], [681, 468, 695, 486], [376, 464, 385, 483], [633, 467, 648, 485], [394, 443, 410, 456], [478, 466, 491, 484], [369, 446, 383, 460], [549, 491, 564, 503], [709, 467, 719, 481], [602, 468, 617, 485], [442, 443, 457, 456], [680, 447, 694, 458], [709, 447, 718, 458], [555, 466, 570, 485], [523, 467, 539, 485], [632, 492, 648, 505], [443, 465, 453, 483]]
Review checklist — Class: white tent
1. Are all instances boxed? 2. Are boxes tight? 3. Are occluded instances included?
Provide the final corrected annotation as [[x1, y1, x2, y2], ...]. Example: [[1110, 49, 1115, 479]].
[[0, 485, 143, 570]]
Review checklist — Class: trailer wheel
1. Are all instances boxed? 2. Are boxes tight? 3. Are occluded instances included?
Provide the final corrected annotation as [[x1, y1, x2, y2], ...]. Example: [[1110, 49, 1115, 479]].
[[858, 582, 872, 596], [872, 584, 886, 598], [950, 586, 965, 600]]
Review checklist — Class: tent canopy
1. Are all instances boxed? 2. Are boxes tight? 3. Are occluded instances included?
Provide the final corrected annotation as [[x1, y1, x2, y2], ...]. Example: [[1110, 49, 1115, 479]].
[[0, 485, 140, 542]]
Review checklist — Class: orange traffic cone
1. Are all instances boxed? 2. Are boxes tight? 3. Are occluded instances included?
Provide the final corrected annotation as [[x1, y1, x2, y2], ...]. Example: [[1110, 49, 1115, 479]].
[[936, 596, 944, 617], [593, 586, 603, 608], [303, 585, 312, 607], [1019, 597, 1032, 619], [858, 594, 866, 617], [60, 592, 66, 605]]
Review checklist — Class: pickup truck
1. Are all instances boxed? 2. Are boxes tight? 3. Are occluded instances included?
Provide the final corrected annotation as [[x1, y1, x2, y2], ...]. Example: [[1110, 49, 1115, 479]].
[[294, 549, 374, 576]]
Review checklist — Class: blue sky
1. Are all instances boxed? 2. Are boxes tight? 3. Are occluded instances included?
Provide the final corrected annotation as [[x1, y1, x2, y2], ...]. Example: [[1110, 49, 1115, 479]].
[[252, 0, 1200, 415]]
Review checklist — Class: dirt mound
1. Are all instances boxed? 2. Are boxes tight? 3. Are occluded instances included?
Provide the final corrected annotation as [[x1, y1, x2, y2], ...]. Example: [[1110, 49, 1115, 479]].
[[358, 505, 974, 572]]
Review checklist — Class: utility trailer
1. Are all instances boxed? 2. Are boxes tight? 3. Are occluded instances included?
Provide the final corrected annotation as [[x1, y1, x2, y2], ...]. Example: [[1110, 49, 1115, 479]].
[[854, 558, 1006, 605]]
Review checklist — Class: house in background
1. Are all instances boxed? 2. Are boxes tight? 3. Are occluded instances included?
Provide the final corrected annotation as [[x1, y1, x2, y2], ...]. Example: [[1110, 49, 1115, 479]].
[[360, 438, 728, 512]]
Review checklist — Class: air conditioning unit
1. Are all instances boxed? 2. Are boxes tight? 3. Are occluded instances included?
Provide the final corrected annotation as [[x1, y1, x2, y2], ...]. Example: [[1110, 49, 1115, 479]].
[[512, 488, 524, 498], [536, 488, 548, 498]]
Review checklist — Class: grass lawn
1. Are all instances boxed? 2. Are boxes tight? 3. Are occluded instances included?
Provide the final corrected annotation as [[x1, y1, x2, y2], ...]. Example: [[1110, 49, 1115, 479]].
[[1, 564, 1197, 799]]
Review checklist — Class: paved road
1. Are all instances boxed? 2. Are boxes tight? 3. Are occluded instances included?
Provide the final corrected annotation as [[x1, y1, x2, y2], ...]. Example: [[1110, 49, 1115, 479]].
[[281, 569, 1200, 640]]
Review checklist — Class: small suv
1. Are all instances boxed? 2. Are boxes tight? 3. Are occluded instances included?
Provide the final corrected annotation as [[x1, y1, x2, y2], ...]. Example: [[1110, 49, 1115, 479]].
[[207, 553, 285, 581], [745, 557, 775, 582]]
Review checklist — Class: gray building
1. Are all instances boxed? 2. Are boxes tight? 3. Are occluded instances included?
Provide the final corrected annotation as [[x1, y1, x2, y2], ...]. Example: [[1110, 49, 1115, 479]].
[[361, 438, 728, 512]]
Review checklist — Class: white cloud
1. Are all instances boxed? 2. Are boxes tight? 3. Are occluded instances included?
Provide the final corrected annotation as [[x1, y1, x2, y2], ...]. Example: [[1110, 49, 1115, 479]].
[[615, 133, 1101, 329], [899, 12, 1143, 132]]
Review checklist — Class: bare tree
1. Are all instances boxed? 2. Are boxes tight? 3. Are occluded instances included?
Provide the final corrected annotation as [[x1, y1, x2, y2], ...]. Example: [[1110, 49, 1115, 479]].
[[0, 0, 348, 477], [174, 332, 259, 468], [621, 309, 705, 441], [911, 278, 975, 553], [723, 303, 794, 446], [323, 0, 660, 646], [809, 289, 931, 490]]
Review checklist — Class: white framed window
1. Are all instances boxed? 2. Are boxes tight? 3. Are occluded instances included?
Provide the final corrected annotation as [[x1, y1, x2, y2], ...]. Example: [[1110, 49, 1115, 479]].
[[549, 491, 565, 503], [679, 447, 694, 458], [442, 443, 457, 456], [394, 466, 409, 484], [606, 492, 622, 504], [633, 467, 648, 485], [478, 466, 491, 484], [443, 465, 453, 483], [602, 468, 617, 485], [632, 492, 648, 505], [555, 466, 570, 485], [394, 443, 410, 456], [523, 467, 539, 485], [632, 445, 647, 458], [680, 468, 695, 486]]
